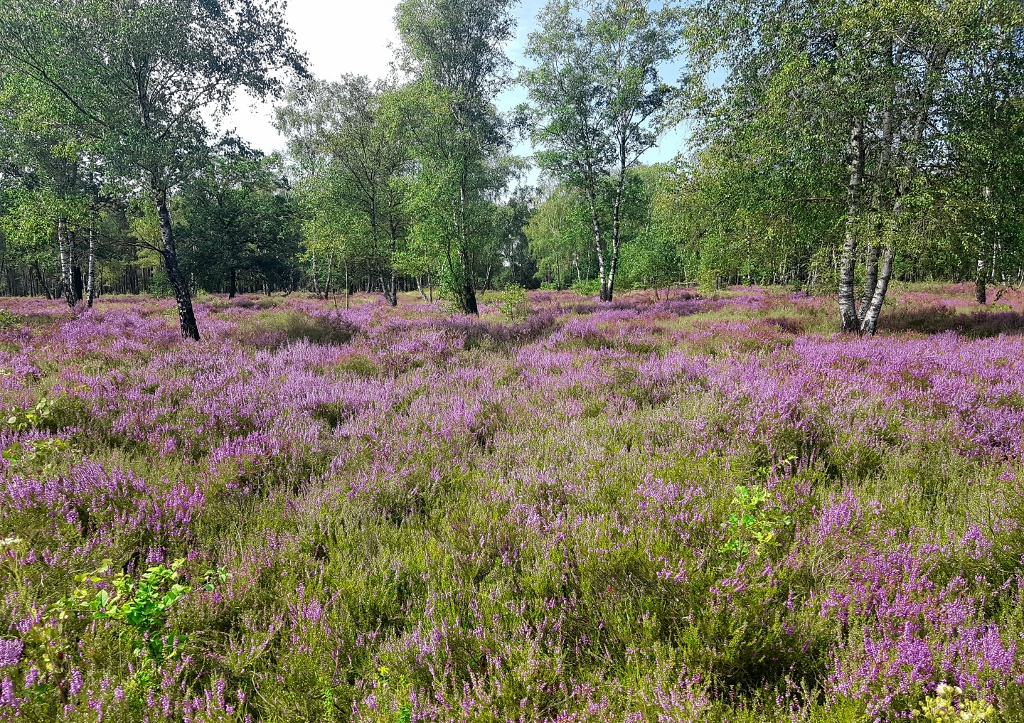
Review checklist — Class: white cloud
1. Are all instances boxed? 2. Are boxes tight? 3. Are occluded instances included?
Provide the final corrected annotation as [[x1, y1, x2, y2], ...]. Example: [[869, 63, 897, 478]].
[[219, 0, 401, 154]]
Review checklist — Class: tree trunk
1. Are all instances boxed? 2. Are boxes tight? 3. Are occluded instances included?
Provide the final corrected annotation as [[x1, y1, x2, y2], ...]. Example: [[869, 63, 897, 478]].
[[72, 266, 84, 302], [454, 183, 479, 315], [861, 81, 895, 315], [839, 120, 866, 333], [33, 261, 53, 300], [86, 220, 96, 307], [860, 246, 895, 336], [324, 252, 334, 305], [154, 189, 200, 341], [228, 268, 237, 299], [57, 218, 76, 309], [977, 185, 992, 305], [457, 239, 479, 315], [859, 63, 939, 329], [310, 248, 322, 299], [860, 243, 880, 312], [585, 187, 608, 301], [379, 265, 398, 307], [607, 156, 629, 304]]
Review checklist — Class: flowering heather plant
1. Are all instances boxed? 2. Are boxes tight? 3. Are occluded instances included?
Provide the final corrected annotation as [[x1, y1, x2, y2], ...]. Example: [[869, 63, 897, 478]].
[[0, 285, 1023, 721]]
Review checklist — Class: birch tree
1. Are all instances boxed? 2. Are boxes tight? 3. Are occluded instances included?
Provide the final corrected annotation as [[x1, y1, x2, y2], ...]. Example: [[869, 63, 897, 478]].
[[395, 0, 519, 315], [277, 77, 411, 306], [685, 0, 1024, 333], [0, 0, 306, 338], [522, 0, 682, 302]]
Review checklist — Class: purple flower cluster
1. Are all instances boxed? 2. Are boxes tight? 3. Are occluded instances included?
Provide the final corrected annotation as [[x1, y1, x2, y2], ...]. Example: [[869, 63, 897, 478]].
[[0, 641, 21, 670]]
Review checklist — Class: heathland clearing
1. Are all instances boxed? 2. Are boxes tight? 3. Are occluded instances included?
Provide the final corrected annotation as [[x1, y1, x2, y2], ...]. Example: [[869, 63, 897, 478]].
[[2, 286, 1024, 721]]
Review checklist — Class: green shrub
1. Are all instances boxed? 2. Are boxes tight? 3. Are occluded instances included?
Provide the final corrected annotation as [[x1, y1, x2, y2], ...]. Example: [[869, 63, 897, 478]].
[[0, 308, 21, 329], [499, 285, 530, 322]]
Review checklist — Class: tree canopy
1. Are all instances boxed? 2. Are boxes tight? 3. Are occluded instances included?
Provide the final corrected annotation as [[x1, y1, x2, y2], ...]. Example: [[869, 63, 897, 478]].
[[1, 0, 1023, 332]]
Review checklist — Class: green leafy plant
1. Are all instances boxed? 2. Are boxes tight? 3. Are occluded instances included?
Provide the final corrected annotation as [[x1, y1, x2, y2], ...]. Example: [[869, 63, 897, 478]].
[[26, 559, 231, 709], [0, 309, 20, 329], [570, 278, 601, 296], [377, 665, 413, 723], [2, 437, 72, 476], [0, 536, 27, 597], [499, 285, 530, 323], [913, 683, 995, 722], [5, 397, 55, 432], [202, 566, 232, 591], [43, 559, 191, 662], [720, 485, 792, 559]]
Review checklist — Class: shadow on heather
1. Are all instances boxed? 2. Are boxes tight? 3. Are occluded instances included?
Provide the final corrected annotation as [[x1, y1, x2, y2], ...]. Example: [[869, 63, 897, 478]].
[[878, 304, 1024, 337], [231, 310, 359, 349]]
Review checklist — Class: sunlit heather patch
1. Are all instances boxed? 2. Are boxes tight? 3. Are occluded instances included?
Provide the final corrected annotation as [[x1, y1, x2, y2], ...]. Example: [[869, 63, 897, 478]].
[[0, 287, 1022, 721]]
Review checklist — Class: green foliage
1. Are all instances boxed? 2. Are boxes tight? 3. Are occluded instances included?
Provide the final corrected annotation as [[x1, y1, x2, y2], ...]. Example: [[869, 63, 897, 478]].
[[276, 76, 411, 304], [202, 566, 232, 592], [0, 309, 20, 329], [233, 310, 356, 349], [0, 0, 307, 335], [498, 284, 529, 322], [82, 560, 190, 655], [572, 278, 602, 296], [913, 684, 995, 723], [177, 142, 302, 295], [5, 397, 55, 432], [336, 355, 379, 377], [2, 437, 72, 477], [720, 485, 793, 560], [0, 536, 27, 597], [522, 0, 683, 301], [394, 0, 520, 314], [377, 666, 414, 723], [526, 185, 590, 290], [680, 0, 1024, 321]]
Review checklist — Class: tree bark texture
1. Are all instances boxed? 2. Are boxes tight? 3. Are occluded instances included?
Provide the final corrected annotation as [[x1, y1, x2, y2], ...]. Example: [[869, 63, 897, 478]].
[[57, 218, 76, 309], [455, 184, 479, 315], [839, 120, 866, 333], [606, 158, 629, 304], [72, 266, 84, 302], [33, 262, 53, 300], [154, 190, 200, 341], [976, 258, 988, 305], [457, 239, 479, 315], [585, 188, 608, 301], [860, 246, 895, 336], [860, 243, 880, 312], [86, 221, 96, 307]]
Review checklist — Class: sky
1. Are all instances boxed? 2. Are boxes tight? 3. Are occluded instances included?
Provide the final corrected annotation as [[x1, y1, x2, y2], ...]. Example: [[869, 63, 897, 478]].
[[221, 0, 687, 170]]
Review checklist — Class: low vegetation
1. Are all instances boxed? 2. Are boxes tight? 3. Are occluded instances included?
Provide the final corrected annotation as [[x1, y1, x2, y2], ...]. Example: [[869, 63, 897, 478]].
[[0, 286, 1022, 721]]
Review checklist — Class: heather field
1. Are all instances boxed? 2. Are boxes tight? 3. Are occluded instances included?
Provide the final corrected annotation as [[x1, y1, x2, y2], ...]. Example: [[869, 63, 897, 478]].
[[2, 286, 1024, 722]]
